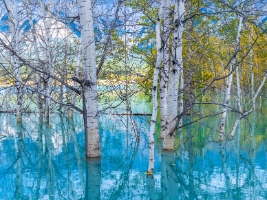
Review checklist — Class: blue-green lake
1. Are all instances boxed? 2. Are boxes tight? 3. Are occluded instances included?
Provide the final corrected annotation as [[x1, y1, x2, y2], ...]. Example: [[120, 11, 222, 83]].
[[0, 99, 267, 199]]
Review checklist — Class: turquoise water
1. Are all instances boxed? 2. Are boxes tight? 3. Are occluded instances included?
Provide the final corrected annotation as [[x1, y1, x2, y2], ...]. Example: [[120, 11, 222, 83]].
[[0, 105, 267, 199]]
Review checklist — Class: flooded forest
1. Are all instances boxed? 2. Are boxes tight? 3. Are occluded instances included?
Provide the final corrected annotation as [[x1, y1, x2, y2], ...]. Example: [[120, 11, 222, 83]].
[[1, 0, 267, 199]]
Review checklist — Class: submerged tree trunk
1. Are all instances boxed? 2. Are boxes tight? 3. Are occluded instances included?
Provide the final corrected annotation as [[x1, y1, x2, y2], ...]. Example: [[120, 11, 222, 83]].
[[219, 13, 243, 140], [159, 0, 170, 139], [41, 1, 53, 126], [68, 47, 81, 118], [250, 35, 255, 110], [5, 0, 22, 123], [25, 0, 43, 118], [236, 64, 242, 113], [164, 0, 185, 150], [13, 0, 22, 123], [230, 73, 266, 138], [85, 159, 101, 200], [147, 1, 162, 173], [79, 0, 100, 158]]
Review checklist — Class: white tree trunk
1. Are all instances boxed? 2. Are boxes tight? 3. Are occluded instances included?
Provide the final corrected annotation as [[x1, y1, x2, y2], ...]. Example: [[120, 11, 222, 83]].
[[178, 68, 184, 127], [164, 0, 185, 150], [14, 0, 22, 123], [79, 0, 100, 158], [24, 0, 43, 118], [68, 47, 81, 118], [230, 73, 266, 138], [5, 0, 22, 122], [41, 1, 53, 126], [236, 64, 242, 112], [147, 1, 162, 173], [159, 0, 170, 139], [219, 14, 243, 140], [250, 35, 255, 109]]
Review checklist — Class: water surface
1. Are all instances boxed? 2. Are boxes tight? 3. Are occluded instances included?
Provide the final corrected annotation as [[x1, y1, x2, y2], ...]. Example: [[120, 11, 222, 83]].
[[0, 106, 267, 199]]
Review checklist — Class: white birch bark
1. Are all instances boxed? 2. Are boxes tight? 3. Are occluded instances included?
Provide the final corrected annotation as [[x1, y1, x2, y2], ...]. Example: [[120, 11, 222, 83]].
[[5, 0, 22, 122], [236, 64, 242, 112], [230, 73, 266, 138], [178, 68, 184, 127], [250, 36, 255, 109], [14, 0, 22, 123], [219, 14, 243, 140], [147, 1, 162, 173], [164, 0, 185, 150], [41, 1, 53, 126], [159, 0, 170, 139], [68, 46, 81, 118], [79, 0, 100, 158], [24, 0, 43, 118]]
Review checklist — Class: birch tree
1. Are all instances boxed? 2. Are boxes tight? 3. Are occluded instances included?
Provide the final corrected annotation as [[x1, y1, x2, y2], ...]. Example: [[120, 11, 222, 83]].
[[147, 0, 162, 174], [219, 4, 244, 140], [164, 0, 185, 150], [23, 0, 43, 118], [4, 0, 22, 123], [41, 1, 53, 125], [159, 0, 169, 139], [79, 0, 100, 158]]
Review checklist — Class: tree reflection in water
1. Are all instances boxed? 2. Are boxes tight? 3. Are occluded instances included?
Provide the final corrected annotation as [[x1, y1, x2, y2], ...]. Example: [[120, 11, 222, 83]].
[[0, 112, 267, 199]]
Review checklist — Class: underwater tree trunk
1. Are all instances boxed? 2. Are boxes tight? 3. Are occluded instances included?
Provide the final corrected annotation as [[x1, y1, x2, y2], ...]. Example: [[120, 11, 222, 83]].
[[85, 159, 101, 199], [79, 0, 100, 158], [164, 0, 185, 150], [159, 0, 170, 139]]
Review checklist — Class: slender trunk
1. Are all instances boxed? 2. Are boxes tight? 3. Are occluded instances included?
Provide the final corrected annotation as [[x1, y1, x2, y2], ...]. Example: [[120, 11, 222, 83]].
[[147, 2, 162, 173], [44, 124, 55, 199], [230, 73, 266, 138], [14, 0, 22, 123], [159, 0, 170, 139], [236, 64, 242, 112], [220, 144, 233, 200], [250, 35, 255, 109], [178, 69, 184, 127], [219, 13, 243, 140], [25, 0, 43, 118], [41, 1, 53, 126], [164, 0, 185, 150], [5, 0, 22, 122], [15, 124, 23, 199], [68, 47, 81, 118], [79, 0, 100, 158]]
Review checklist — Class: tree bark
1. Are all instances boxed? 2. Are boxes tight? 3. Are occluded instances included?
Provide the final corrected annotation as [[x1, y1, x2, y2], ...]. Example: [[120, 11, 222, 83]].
[[147, 1, 162, 173], [24, 0, 43, 118], [79, 0, 100, 158], [5, 0, 22, 123], [164, 0, 185, 150], [41, 1, 53, 126], [219, 12, 243, 140], [159, 0, 170, 139]]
